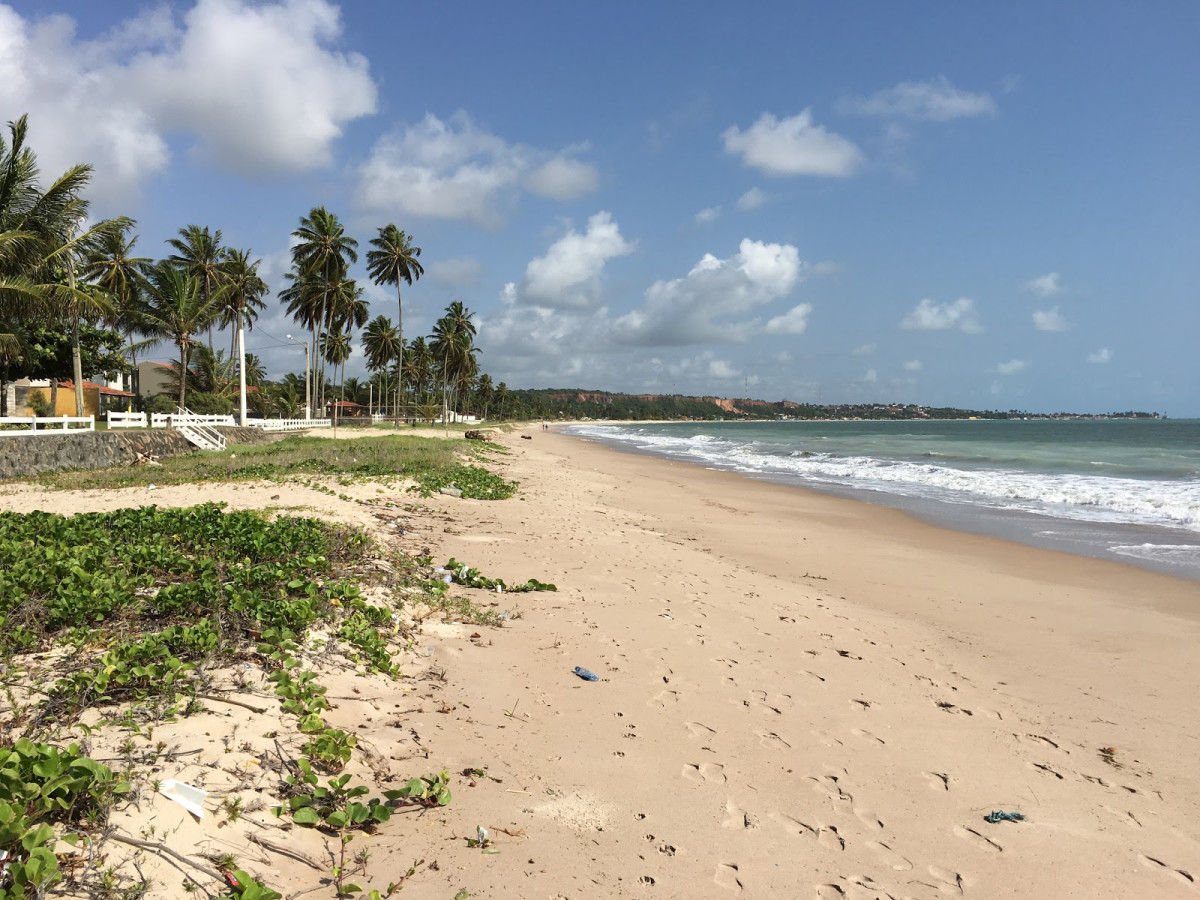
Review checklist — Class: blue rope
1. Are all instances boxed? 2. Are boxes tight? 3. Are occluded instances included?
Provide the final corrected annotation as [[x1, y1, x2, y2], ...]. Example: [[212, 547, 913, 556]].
[[984, 810, 1026, 823]]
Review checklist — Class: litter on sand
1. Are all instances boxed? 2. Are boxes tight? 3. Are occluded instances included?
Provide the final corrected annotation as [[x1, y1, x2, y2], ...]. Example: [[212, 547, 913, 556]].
[[573, 666, 599, 682], [984, 810, 1026, 823], [158, 779, 209, 819]]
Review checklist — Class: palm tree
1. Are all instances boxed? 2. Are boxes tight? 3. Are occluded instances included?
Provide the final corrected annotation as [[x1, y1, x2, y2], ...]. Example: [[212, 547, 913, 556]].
[[140, 261, 221, 408], [166, 225, 224, 351], [431, 301, 478, 420], [1, 114, 130, 415], [366, 225, 422, 417], [495, 381, 509, 422], [216, 247, 268, 425], [476, 372, 494, 421], [289, 207, 357, 415], [362, 315, 400, 417], [83, 224, 151, 386], [404, 335, 434, 403], [320, 326, 352, 424]]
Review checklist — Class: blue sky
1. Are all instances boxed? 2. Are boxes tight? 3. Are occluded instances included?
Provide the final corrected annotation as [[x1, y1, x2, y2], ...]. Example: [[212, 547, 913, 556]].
[[3, 1, 1197, 414]]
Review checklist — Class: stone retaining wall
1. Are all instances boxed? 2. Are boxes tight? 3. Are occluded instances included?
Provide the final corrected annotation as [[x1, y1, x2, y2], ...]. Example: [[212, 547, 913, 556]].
[[0, 427, 275, 480]]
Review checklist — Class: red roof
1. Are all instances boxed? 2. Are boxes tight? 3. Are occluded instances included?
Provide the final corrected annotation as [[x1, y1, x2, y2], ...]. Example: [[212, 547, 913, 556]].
[[57, 380, 137, 398]]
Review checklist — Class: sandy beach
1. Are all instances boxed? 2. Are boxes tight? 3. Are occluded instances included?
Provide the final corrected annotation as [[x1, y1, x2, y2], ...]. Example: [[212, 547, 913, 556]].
[[3, 426, 1198, 899]]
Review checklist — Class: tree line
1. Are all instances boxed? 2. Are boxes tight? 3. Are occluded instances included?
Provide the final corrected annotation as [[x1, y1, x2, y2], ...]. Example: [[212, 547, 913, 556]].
[[0, 114, 510, 423]]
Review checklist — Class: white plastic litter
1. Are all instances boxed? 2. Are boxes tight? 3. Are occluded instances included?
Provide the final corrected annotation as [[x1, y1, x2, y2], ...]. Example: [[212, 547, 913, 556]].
[[158, 779, 208, 819]]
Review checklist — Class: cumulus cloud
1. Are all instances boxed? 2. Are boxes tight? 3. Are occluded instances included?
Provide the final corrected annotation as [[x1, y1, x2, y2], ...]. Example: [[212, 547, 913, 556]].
[[859, 368, 879, 384], [764, 303, 813, 335], [694, 206, 721, 225], [524, 155, 599, 200], [903, 359, 923, 371], [615, 238, 806, 346], [722, 110, 863, 177], [736, 187, 768, 211], [356, 111, 597, 226], [996, 359, 1029, 375], [901, 297, 982, 333], [840, 76, 996, 121], [1023, 272, 1063, 297], [1088, 347, 1112, 364], [1032, 307, 1071, 332], [427, 256, 482, 287], [520, 212, 634, 309], [0, 0, 377, 202], [852, 343, 876, 356]]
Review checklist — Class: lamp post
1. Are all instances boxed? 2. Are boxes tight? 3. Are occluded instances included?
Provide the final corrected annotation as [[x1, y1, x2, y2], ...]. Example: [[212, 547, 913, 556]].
[[286, 334, 310, 420]]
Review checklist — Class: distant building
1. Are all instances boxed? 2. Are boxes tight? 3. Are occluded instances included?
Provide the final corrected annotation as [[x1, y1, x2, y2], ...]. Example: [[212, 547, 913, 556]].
[[10, 378, 137, 416]]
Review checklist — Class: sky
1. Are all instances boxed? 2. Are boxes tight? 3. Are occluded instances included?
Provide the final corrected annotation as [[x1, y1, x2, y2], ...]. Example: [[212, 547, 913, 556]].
[[3, 0, 1198, 415]]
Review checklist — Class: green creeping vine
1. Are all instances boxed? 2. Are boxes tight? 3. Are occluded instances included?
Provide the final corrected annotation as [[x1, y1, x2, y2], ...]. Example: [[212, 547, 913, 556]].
[[0, 739, 129, 897], [443, 558, 556, 593], [415, 464, 517, 500]]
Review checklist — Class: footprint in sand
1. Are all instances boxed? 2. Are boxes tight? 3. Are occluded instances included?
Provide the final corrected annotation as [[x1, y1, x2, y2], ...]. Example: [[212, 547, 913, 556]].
[[801, 669, 826, 683], [721, 799, 759, 830], [714, 862, 743, 893], [868, 839, 913, 870], [854, 807, 884, 830], [923, 771, 951, 791], [850, 727, 885, 745], [928, 865, 967, 895], [816, 824, 845, 851], [649, 689, 680, 707], [954, 825, 1002, 853], [682, 762, 727, 784], [1101, 806, 1142, 828], [769, 811, 816, 838], [1139, 855, 1195, 885], [686, 721, 717, 739], [808, 774, 853, 805], [757, 731, 792, 749]]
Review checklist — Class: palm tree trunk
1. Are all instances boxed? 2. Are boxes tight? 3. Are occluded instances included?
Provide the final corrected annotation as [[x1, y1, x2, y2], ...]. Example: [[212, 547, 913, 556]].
[[179, 344, 189, 408], [237, 308, 248, 426]]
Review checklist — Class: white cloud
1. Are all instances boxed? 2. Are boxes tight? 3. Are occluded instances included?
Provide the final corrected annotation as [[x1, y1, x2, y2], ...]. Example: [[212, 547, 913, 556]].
[[0, 0, 377, 202], [524, 155, 599, 200], [1032, 307, 1071, 332], [708, 358, 739, 379], [1023, 272, 1063, 297], [996, 359, 1029, 375], [1088, 347, 1112, 364], [615, 238, 806, 346], [521, 212, 634, 309], [428, 256, 482, 287], [901, 297, 982, 333], [722, 110, 863, 177], [859, 368, 878, 384], [356, 111, 596, 226], [840, 76, 996, 121], [736, 187, 768, 211], [694, 206, 721, 225], [903, 359, 923, 371], [852, 343, 876, 356], [764, 303, 813, 335]]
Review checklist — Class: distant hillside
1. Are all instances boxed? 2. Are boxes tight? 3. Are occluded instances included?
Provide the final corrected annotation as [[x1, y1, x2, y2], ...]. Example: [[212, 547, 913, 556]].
[[503, 389, 1159, 422]]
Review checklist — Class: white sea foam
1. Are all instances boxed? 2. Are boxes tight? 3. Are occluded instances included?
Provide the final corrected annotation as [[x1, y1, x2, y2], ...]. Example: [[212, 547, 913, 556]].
[[569, 424, 1200, 532], [1108, 543, 1200, 565]]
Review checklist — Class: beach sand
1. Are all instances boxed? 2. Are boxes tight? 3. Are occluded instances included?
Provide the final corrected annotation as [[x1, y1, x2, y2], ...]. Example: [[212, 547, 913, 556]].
[[3, 426, 1198, 898]]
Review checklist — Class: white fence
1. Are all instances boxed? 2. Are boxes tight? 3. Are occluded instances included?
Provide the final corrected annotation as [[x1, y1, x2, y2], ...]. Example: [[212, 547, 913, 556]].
[[251, 418, 331, 432], [106, 411, 147, 428], [150, 412, 236, 428], [0, 415, 95, 434]]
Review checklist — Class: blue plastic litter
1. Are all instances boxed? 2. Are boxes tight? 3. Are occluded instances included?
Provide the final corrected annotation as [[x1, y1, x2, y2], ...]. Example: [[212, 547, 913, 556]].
[[574, 666, 599, 682], [984, 810, 1026, 823]]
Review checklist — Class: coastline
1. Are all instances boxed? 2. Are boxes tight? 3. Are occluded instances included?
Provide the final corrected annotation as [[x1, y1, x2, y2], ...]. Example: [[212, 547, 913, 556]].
[[3, 427, 1198, 898], [417, 428, 1200, 897]]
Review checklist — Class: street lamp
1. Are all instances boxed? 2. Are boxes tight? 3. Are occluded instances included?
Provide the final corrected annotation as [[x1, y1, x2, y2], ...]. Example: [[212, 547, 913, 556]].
[[286, 335, 311, 420]]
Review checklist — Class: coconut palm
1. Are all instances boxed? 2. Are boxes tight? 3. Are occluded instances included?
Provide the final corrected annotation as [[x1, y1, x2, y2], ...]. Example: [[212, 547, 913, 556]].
[[431, 301, 478, 419], [320, 326, 352, 424], [289, 207, 357, 415], [476, 372, 494, 421], [362, 315, 400, 417], [366, 225, 422, 414], [166, 225, 224, 351], [495, 381, 509, 422], [216, 247, 268, 424], [140, 261, 221, 408], [404, 335, 434, 403], [84, 224, 151, 394]]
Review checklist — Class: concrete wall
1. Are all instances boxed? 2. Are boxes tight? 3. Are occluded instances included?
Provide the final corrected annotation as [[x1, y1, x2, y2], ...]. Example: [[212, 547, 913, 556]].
[[0, 427, 274, 480]]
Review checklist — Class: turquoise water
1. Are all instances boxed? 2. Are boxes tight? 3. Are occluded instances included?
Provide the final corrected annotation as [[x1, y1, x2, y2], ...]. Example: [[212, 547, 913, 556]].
[[566, 419, 1200, 580]]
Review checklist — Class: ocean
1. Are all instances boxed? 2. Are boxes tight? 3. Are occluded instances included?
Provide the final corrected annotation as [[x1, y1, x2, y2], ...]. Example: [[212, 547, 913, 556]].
[[564, 419, 1200, 582]]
